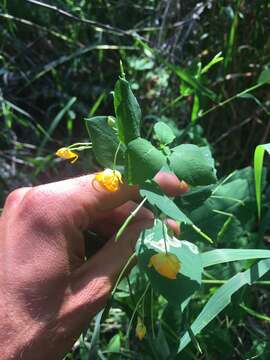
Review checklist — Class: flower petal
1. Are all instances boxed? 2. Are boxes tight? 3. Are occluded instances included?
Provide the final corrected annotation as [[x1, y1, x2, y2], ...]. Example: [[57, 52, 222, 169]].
[[56, 147, 78, 163], [148, 252, 180, 279], [136, 317, 146, 340], [94, 168, 123, 192]]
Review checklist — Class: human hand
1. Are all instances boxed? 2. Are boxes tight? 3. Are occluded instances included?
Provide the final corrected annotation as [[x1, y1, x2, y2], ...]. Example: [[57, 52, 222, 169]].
[[0, 172, 187, 359]]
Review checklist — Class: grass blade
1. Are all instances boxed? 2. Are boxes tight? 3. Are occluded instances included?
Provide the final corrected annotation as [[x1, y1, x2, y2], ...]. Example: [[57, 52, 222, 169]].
[[254, 143, 270, 219], [202, 249, 270, 268], [37, 97, 77, 155], [178, 258, 270, 352]]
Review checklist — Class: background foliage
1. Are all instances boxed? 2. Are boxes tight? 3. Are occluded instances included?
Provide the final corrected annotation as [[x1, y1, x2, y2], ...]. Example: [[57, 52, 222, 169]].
[[1, 1, 270, 359]]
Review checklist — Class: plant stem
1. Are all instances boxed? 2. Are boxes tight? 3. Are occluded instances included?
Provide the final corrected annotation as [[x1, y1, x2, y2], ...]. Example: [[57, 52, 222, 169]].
[[126, 283, 151, 347], [68, 142, 92, 148], [150, 288, 155, 338], [202, 279, 270, 285], [67, 145, 93, 151], [127, 276, 136, 308], [120, 60, 126, 78], [111, 253, 136, 296], [113, 142, 121, 171], [115, 198, 147, 242], [197, 82, 264, 121], [162, 220, 169, 254], [192, 224, 213, 244]]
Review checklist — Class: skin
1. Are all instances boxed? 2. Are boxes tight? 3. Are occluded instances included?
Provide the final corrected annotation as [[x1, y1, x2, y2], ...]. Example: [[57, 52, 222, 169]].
[[0, 172, 188, 360]]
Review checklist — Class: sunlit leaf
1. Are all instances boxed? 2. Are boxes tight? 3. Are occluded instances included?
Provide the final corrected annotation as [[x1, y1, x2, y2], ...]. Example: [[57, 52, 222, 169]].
[[126, 137, 166, 185], [154, 121, 176, 145], [136, 220, 202, 307], [140, 181, 192, 224], [178, 167, 257, 243], [169, 144, 217, 186], [201, 51, 224, 74], [202, 249, 270, 268], [254, 143, 270, 218], [114, 77, 141, 144], [85, 116, 125, 168], [258, 68, 270, 84]]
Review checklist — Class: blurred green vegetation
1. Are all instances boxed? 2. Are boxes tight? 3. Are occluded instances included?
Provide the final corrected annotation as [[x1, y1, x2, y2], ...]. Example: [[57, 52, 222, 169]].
[[1, 0, 270, 359]]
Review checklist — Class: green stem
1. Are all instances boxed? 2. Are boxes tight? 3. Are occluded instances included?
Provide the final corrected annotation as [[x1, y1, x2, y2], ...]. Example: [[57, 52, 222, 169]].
[[211, 171, 236, 195], [212, 209, 233, 217], [115, 197, 147, 242], [67, 145, 92, 151], [113, 142, 121, 171], [211, 195, 245, 206], [150, 288, 155, 338], [127, 276, 136, 308], [68, 142, 92, 148], [111, 253, 136, 296], [197, 82, 263, 121], [120, 60, 126, 79], [202, 279, 270, 285], [162, 220, 169, 254], [126, 283, 150, 347], [192, 224, 213, 244]]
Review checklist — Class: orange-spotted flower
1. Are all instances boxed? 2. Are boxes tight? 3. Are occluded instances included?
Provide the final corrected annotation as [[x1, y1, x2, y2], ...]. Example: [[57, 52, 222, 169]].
[[136, 317, 146, 340], [148, 252, 180, 280], [55, 147, 78, 163], [93, 168, 123, 192]]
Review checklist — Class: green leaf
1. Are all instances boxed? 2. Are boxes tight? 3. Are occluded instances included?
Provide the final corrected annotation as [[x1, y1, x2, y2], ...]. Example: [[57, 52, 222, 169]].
[[107, 334, 121, 353], [200, 146, 216, 170], [178, 258, 270, 352], [201, 51, 224, 75], [179, 185, 214, 212], [114, 77, 141, 144], [136, 220, 202, 307], [178, 168, 256, 244], [258, 68, 270, 84], [173, 65, 217, 101], [85, 116, 125, 168], [126, 138, 166, 185], [88, 309, 105, 359], [38, 96, 76, 156], [169, 144, 217, 186], [140, 181, 192, 224], [191, 95, 200, 124], [202, 249, 270, 268], [161, 305, 183, 356], [154, 122, 176, 145], [153, 326, 171, 360], [254, 143, 270, 218]]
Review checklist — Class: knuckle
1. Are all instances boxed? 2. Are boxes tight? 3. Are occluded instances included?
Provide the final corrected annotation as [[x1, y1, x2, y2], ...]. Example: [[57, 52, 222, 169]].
[[18, 187, 60, 230], [5, 187, 31, 208], [21, 187, 48, 213]]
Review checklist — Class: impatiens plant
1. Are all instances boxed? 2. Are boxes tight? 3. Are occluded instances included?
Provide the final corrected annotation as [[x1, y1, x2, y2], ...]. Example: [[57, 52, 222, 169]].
[[56, 70, 270, 358]]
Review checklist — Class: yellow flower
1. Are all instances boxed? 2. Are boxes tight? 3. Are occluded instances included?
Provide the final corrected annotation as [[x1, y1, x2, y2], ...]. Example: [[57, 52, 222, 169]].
[[148, 252, 180, 280], [93, 168, 123, 192], [136, 317, 146, 340], [55, 147, 78, 163]]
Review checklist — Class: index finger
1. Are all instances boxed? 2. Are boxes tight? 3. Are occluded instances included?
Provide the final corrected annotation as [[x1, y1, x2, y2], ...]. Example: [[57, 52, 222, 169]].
[[21, 172, 187, 230]]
